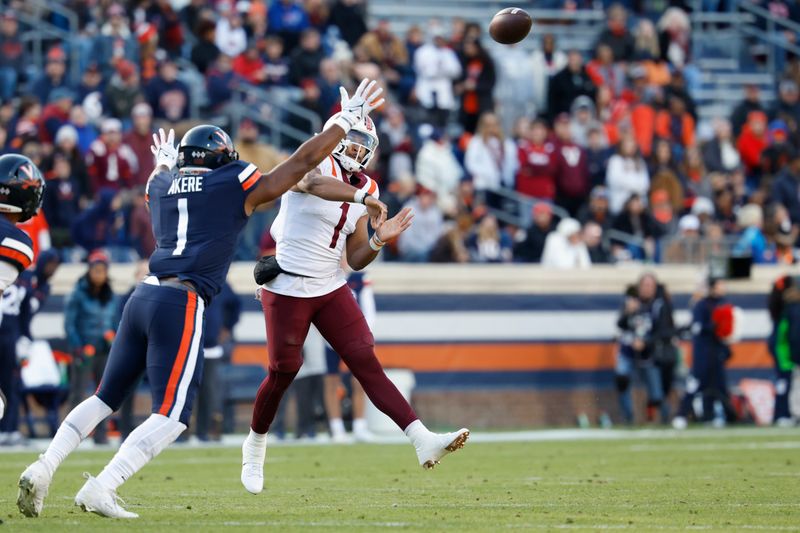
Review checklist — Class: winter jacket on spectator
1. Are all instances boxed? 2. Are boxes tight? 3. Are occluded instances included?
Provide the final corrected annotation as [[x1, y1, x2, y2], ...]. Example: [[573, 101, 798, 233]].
[[554, 140, 590, 208], [655, 109, 695, 148], [547, 64, 595, 120], [772, 166, 800, 226], [0, 25, 25, 72], [64, 275, 117, 353], [413, 40, 462, 111], [516, 139, 556, 199], [31, 70, 71, 106], [190, 39, 220, 75], [123, 129, 155, 187], [457, 40, 496, 132], [268, 0, 310, 37], [541, 218, 591, 269], [215, 17, 247, 57], [357, 25, 409, 69], [38, 102, 71, 145], [329, 0, 368, 47], [416, 138, 463, 214], [86, 138, 137, 193], [206, 67, 239, 111], [587, 145, 613, 188], [145, 73, 191, 122], [265, 57, 290, 87], [595, 28, 635, 63], [631, 101, 657, 158], [730, 96, 764, 138], [530, 45, 566, 114], [702, 138, 741, 174], [464, 134, 518, 192], [91, 25, 139, 77], [104, 72, 144, 120], [514, 219, 554, 263], [737, 122, 768, 176], [71, 189, 120, 252], [397, 193, 444, 261], [289, 44, 325, 86], [465, 218, 513, 263], [611, 207, 662, 244], [232, 52, 266, 85], [606, 154, 650, 214], [42, 158, 81, 246]]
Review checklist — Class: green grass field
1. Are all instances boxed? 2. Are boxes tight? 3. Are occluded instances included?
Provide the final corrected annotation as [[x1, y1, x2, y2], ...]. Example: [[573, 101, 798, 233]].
[[1, 430, 799, 531]]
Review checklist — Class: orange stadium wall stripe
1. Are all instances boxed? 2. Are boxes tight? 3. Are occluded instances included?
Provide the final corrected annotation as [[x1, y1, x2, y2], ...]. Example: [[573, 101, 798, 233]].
[[232, 341, 773, 373]]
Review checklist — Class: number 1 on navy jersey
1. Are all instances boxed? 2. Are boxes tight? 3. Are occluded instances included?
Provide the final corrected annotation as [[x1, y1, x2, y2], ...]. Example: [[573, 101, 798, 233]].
[[173, 198, 189, 256]]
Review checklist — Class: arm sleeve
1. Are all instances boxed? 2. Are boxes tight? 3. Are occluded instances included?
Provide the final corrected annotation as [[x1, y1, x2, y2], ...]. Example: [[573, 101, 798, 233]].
[[0, 232, 34, 274]]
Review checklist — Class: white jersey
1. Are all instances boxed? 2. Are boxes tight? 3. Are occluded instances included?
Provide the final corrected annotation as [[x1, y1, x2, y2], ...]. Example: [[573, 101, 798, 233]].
[[266, 155, 379, 298]]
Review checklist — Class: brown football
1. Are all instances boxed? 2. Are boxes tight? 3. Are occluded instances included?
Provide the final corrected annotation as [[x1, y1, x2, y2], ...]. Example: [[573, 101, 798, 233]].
[[489, 7, 533, 45]]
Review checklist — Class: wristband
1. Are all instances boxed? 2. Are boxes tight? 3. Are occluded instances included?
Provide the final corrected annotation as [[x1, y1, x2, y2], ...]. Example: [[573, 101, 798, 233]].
[[354, 189, 366, 204], [330, 111, 358, 133], [369, 233, 384, 252]]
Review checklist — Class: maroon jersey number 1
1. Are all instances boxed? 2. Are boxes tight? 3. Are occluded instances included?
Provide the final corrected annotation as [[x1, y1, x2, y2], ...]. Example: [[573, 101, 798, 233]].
[[329, 202, 350, 248]]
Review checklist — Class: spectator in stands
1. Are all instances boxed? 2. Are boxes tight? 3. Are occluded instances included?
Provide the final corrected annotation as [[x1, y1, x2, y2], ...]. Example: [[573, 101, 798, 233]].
[[31, 48, 71, 105], [578, 185, 612, 231], [42, 153, 81, 251], [553, 113, 590, 216], [416, 129, 463, 216], [455, 38, 495, 134], [42, 124, 88, 197], [655, 95, 695, 157], [429, 216, 471, 263], [124, 103, 155, 187], [595, 3, 635, 62], [530, 33, 567, 115], [569, 95, 599, 148], [713, 186, 738, 234], [737, 110, 768, 178], [585, 125, 612, 188], [761, 121, 794, 181], [663, 214, 702, 263], [650, 188, 677, 235], [606, 135, 650, 214], [770, 79, 800, 126], [466, 214, 512, 263], [78, 63, 105, 102], [264, 36, 290, 88], [733, 203, 774, 263], [104, 60, 144, 121], [269, 0, 310, 51], [91, 3, 138, 78], [515, 118, 556, 200], [191, 20, 220, 75], [206, 54, 238, 112], [289, 29, 324, 86], [397, 186, 444, 262], [658, 7, 692, 69], [64, 251, 117, 444], [128, 187, 155, 259], [71, 189, 124, 255], [357, 19, 409, 90], [382, 172, 417, 219], [378, 104, 414, 180], [587, 43, 625, 97], [771, 152, 800, 239], [611, 193, 661, 261], [541, 217, 591, 269], [465, 112, 518, 194], [0, 10, 24, 101], [86, 118, 137, 193], [583, 221, 610, 264], [235, 118, 286, 172], [39, 88, 75, 145], [413, 22, 461, 127], [548, 49, 596, 121], [68, 105, 98, 157], [329, 0, 368, 48], [286, 79, 324, 140], [731, 84, 764, 137], [215, 7, 247, 57], [145, 58, 191, 123], [702, 118, 741, 174], [233, 40, 267, 86], [633, 18, 661, 62]]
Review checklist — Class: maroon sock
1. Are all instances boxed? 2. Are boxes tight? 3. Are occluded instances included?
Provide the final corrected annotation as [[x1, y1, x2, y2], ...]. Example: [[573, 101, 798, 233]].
[[250, 370, 298, 434]]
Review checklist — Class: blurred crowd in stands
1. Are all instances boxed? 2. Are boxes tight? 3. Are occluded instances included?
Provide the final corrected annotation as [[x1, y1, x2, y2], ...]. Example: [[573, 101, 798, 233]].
[[1, 0, 800, 266]]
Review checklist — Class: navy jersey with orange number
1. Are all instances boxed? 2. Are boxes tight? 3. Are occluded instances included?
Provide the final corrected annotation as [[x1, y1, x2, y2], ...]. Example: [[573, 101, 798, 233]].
[[146, 161, 261, 304], [0, 216, 33, 275]]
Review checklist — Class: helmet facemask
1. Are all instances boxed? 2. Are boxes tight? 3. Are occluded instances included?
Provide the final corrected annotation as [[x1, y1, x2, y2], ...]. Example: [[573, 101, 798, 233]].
[[333, 130, 378, 174]]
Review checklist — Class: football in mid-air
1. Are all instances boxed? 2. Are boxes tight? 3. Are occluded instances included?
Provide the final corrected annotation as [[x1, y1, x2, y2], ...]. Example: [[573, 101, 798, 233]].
[[489, 7, 532, 45]]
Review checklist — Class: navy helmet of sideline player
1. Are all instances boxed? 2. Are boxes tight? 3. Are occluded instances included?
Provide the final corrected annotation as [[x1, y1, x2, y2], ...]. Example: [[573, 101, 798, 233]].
[[18, 79, 387, 519], [0, 154, 44, 424]]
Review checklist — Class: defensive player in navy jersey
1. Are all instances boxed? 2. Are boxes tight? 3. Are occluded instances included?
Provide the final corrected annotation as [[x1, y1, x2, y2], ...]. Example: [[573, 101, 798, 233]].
[[0, 154, 44, 431], [17, 78, 386, 519]]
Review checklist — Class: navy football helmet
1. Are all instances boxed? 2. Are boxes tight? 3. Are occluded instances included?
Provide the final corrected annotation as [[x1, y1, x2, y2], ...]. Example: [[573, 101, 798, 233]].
[[177, 125, 239, 170], [0, 154, 44, 222]]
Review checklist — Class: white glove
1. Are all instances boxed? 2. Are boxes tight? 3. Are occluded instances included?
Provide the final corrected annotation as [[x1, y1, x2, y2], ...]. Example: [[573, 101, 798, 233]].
[[332, 78, 385, 132], [15, 335, 31, 363], [150, 128, 178, 169]]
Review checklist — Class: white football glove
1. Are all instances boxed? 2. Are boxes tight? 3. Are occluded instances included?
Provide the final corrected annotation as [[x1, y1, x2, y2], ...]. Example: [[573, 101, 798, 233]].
[[150, 127, 178, 169], [332, 78, 385, 132]]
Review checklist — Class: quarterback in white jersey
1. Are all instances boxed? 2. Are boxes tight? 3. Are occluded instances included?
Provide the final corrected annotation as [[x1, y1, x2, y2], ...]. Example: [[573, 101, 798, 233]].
[[242, 114, 469, 495]]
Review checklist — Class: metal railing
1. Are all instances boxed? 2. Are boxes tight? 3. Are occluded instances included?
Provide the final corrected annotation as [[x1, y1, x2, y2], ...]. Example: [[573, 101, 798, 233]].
[[739, 0, 800, 74], [18, 0, 81, 84]]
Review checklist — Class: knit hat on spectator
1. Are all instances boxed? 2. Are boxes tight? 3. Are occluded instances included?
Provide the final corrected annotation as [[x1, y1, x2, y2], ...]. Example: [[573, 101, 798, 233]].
[[46, 46, 66, 63], [532, 202, 553, 218], [88, 250, 110, 266], [101, 118, 123, 134], [55, 124, 79, 146], [49, 88, 75, 104], [678, 214, 700, 233], [116, 59, 137, 81], [768, 120, 789, 143], [691, 196, 714, 217]]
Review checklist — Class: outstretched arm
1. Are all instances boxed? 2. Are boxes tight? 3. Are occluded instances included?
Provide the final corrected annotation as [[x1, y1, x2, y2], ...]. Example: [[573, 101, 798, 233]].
[[295, 170, 387, 225], [244, 79, 384, 215], [346, 207, 414, 271]]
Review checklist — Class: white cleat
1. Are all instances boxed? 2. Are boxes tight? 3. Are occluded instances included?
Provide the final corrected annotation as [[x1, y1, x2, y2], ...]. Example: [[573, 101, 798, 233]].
[[17, 456, 54, 517], [414, 428, 469, 470], [330, 431, 353, 444], [241, 437, 266, 495], [353, 428, 376, 443], [74, 474, 138, 518], [672, 416, 688, 430]]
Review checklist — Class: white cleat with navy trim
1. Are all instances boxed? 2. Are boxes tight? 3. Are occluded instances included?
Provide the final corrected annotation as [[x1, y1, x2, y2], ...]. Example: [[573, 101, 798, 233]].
[[414, 428, 470, 469], [74, 474, 138, 519], [17, 455, 54, 517]]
